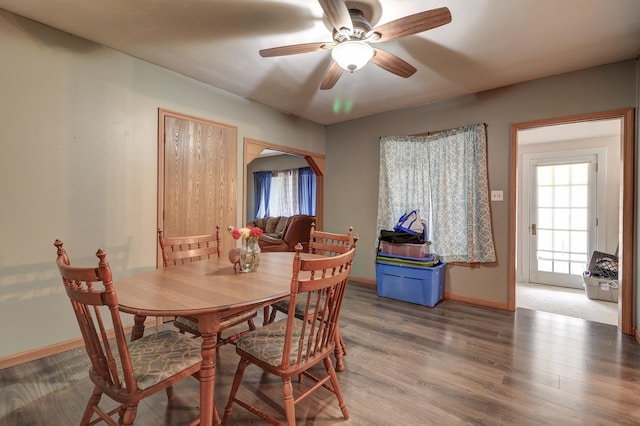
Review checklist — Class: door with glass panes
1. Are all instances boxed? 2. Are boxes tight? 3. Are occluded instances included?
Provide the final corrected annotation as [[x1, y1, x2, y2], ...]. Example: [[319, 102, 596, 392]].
[[528, 155, 597, 288]]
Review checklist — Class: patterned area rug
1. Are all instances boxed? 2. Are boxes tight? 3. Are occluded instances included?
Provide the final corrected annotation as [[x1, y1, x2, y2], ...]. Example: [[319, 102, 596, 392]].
[[516, 281, 617, 325]]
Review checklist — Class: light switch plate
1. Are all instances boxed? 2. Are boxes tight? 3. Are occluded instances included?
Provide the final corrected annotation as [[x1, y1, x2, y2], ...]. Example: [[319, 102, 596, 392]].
[[491, 190, 504, 201]]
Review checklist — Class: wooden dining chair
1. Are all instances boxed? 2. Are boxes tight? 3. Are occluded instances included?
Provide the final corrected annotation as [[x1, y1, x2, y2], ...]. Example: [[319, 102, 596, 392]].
[[222, 244, 356, 426], [264, 223, 357, 371], [53, 240, 202, 426], [158, 228, 257, 345], [265, 224, 356, 322], [308, 223, 355, 256]]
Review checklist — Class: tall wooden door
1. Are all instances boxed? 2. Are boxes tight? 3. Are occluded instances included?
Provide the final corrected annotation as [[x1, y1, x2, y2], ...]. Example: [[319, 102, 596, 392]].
[[157, 109, 237, 265]]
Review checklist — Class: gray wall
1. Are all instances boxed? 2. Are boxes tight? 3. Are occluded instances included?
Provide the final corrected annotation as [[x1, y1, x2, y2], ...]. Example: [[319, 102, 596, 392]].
[[324, 60, 638, 309], [0, 11, 325, 358]]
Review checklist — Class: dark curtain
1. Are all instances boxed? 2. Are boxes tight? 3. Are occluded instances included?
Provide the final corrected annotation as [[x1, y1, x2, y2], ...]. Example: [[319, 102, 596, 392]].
[[298, 167, 316, 216], [254, 171, 272, 218]]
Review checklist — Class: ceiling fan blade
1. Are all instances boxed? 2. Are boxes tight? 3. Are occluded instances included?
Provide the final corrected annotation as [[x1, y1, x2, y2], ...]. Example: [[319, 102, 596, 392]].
[[318, 0, 353, 33], [369, 7, 452, 43], [259, 42, 330, 57], [370, 48, 417, 78], [320, 61, 343, 90]]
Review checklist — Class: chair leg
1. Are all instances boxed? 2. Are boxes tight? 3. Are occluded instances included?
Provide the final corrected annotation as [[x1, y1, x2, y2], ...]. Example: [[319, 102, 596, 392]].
[[324, 357, 349, 420], [282, 376, 296, 426], [222, 358, 250, 424], [337, 328, 347, 356], [334, 328, 347, 372], [79, 386, 102, 426], [165, 385, 174, 401], [247, 318, 256, 331], [268, 307, 278, 324], [120, 403, 139, 426], [217, 316, 259, 347]]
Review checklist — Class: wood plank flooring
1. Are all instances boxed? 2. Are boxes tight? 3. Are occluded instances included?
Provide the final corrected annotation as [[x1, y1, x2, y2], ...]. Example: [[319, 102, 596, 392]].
[[1, 282, 639, 425]]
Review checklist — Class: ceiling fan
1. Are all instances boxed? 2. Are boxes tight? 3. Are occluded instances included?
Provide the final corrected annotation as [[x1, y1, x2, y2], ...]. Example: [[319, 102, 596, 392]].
[[259, 0, 452, 90]]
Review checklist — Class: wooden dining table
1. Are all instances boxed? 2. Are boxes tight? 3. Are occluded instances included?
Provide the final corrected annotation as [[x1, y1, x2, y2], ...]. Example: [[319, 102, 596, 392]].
[[114, 251, 307, 426]]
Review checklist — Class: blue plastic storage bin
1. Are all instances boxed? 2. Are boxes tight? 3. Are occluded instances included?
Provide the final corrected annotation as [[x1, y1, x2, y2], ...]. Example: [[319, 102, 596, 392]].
[[376, 261, 446, 307]]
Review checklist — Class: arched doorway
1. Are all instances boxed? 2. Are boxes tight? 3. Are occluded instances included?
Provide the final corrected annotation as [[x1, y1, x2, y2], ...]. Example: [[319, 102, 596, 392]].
[[243, 138, 325, 229]]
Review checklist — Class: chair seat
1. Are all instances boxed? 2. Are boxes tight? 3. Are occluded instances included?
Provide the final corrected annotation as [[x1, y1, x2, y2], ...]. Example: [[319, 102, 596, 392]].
[[271, 297, 320, 318], [174, 316, 199, 332], [119, 329, 202, 390], [235, 319, 313, 367], [174, 309, 257, 335]]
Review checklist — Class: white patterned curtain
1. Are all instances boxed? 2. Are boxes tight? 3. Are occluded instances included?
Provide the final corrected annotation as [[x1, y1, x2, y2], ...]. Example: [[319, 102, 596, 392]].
[[269, 168, 299, 217], [377, 123, 496, 263]]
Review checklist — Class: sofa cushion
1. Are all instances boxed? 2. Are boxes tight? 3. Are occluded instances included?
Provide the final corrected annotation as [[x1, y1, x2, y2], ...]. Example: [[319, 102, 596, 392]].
[[258, 215, 315, 253], [265, 217, 281, 234], [274, 216, 288, 235], [252, 217, 267, 230]]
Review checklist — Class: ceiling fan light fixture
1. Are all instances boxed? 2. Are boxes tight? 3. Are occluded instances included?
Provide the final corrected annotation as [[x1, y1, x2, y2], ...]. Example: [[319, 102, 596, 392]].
[[331, 40, 374, 72]]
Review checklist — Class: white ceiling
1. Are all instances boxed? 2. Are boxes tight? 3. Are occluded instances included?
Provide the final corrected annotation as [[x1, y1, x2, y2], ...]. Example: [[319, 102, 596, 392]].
[[1, 0, 639, 126], [518, 119, 622, 145]]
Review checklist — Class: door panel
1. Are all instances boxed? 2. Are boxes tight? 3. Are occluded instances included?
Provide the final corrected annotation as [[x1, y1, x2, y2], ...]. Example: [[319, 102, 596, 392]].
[[529, 157, 596, 288], [158, 110, 237, 263]]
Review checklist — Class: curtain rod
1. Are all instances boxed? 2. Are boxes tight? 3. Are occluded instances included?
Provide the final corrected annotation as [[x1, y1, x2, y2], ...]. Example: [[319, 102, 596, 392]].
[[411, 122, 487, 137]]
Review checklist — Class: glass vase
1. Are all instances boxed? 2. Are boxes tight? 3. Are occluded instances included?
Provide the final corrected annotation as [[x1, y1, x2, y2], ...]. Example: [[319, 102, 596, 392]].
[[239, 237, 261, 272]]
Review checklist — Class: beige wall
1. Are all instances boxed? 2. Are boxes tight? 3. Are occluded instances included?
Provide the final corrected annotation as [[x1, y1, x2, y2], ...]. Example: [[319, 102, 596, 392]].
[[0, 11, 325, 358], [325, 60, 638, 308]]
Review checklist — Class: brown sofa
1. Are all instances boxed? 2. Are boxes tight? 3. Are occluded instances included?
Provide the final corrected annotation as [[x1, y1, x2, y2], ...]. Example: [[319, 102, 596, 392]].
[[248, 215, 315, 252], [248, 216, 289, 239]]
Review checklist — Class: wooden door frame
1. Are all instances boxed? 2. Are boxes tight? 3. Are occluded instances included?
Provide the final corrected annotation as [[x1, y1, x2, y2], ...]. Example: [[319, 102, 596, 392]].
[[243, 138, 325, 229], [509, 108, 635, 335]]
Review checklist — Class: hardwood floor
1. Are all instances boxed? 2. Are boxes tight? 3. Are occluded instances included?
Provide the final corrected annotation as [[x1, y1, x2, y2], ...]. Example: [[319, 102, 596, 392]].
[[1, 282, 639, 425]]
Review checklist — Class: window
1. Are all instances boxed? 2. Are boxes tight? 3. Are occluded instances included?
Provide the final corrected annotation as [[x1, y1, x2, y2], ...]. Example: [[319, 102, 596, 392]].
[[254, 167, 316, 218], [269, 169, 298, 217]]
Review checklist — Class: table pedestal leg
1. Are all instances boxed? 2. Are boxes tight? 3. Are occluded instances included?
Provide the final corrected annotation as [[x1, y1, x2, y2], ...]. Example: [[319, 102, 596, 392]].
[[263, 306, 270, 326], [199, 331, 220, 426]]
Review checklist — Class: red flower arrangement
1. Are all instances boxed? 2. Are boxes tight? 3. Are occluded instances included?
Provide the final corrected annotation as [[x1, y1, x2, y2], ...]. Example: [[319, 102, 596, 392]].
[[227, 225, 263, 240]]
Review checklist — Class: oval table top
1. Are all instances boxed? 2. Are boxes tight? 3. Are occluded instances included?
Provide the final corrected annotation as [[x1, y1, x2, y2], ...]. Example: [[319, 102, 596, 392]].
[[115, 251, 313, 318]]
